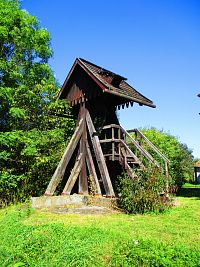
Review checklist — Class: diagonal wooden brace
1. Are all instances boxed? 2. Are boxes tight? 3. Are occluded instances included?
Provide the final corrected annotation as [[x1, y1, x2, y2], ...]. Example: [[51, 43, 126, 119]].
[[45, 118, 84, 196], [62, 153, 83, 195]]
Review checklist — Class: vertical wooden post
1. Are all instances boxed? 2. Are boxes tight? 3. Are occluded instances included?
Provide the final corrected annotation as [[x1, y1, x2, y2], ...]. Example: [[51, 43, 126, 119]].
[[118, 128, 121, 157], [78, 103, 88, 195], [112, 126, 115, 161], [85, 140, 102, 196], [86, 110, 115, 197], [165, 161, 169, 194]]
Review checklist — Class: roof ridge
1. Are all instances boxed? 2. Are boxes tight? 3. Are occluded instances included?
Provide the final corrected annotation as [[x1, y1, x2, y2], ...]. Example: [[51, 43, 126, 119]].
[[78, 58, 127, 80]]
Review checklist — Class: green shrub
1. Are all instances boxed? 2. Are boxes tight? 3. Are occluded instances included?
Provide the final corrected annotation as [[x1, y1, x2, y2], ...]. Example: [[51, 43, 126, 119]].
[[117, 167, 170, 214]]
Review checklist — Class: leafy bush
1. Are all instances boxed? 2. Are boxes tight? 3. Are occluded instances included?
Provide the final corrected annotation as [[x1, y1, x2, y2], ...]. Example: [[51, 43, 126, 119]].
[[117, 167, 170, 214]]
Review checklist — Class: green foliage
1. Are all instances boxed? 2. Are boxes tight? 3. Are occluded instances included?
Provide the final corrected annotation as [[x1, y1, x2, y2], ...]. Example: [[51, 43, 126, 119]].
[[140, 128, 194, 187], [117, 167, 169, 214], [0, 0, 75, 204], [0, 198, 200, 266]]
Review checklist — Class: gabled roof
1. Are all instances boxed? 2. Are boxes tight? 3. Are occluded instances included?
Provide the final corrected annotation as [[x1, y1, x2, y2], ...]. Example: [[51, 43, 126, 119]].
[[58, 58, 156, 108]]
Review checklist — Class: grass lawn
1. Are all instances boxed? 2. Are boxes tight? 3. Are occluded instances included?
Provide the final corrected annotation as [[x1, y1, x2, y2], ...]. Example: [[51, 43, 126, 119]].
[[0, 197, 200, 267], [182, 183, 200, 188]]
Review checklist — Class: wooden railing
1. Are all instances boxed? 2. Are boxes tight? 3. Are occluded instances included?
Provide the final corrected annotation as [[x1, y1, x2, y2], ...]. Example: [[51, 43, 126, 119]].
[[99, 124, 169, 180], [127, 128, 170, 179]]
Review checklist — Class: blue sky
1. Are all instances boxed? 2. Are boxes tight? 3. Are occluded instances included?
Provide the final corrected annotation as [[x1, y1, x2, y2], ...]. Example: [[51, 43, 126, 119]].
[[21, 0, 200, 158]]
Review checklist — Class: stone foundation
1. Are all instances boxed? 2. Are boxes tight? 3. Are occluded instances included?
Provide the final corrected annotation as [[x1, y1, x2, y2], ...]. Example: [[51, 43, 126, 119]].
[[31, 194, 117, 209]]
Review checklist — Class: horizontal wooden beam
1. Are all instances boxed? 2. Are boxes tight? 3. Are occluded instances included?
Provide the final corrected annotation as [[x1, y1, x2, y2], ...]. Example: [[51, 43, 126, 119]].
[[100, 138, 121, 143]]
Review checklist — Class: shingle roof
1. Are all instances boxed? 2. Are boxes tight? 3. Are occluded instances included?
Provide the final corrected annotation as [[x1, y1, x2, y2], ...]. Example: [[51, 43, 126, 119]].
[[58, 58, 156, 108], [78, 58, 155, 108]]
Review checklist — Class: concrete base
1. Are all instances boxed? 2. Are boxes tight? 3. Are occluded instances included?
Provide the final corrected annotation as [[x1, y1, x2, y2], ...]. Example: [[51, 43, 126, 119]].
[[31, 194, 117, 209]]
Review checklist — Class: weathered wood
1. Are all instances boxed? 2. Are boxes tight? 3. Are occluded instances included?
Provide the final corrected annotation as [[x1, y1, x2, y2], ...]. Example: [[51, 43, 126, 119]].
[[118, 128, 121, 156], [78, 104, 88, 195], [133, 129, 169, 163], [62, 153, 83, 195], [45, 118, 84, 196], [120, 140, 143, 166], [165, 161, 169, 192], [86, 110, 115, 197], [120, 147, 138, 179], [111, 127, 115, 161], [125, 162, 137, 180], [85, 140, 101, 195], [121, 126, 159, 166], [100, 139, 121, 143], [102, 124, 121, 130]]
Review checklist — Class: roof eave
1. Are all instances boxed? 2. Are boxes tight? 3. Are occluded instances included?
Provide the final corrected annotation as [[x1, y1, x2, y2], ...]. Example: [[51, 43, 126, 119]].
[[58, 58, 79, 99], [104, 88, 156, 108]]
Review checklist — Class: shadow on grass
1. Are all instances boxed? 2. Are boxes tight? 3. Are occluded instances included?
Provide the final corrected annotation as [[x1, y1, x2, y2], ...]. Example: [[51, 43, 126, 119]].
[[176, 187, 200, 198]]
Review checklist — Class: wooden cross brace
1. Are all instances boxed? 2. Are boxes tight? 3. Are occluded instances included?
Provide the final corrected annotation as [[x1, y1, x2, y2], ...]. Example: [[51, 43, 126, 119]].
[[45, 108, 115, 197]]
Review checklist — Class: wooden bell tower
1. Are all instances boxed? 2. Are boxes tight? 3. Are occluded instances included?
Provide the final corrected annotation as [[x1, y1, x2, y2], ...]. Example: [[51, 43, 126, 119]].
[[45, 58, 156, 197]]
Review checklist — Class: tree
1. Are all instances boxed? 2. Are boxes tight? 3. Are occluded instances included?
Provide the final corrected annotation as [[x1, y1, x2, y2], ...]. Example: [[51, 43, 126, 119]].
[[0, 0, 74, 204], [140, 128, 194, 187]]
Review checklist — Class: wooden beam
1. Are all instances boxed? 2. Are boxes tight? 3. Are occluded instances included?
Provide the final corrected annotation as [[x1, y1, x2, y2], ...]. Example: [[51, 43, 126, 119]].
[[62, 153, 83, 195], [120, 140, 143, 166], [85, 140, 102, 196], [111, 126, 115, 161], [78, 104, 88, 195], [44, 118, 84, 196], [133, 129, 169, 163], [100, 139, 121, 143], [120, 147, 138, 179], [86, 111, 115, 197], [125, 162, 137, 180], [124, 130, 159, 166]]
